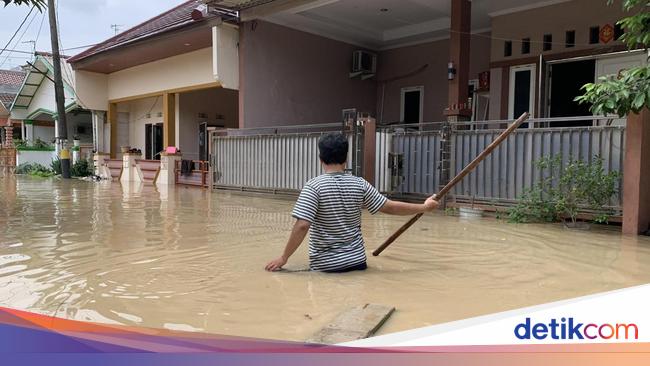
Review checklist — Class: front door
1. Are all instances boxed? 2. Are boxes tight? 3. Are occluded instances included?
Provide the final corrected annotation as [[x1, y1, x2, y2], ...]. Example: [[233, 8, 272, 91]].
[[145, 123, 163, 160], [508, 64, 536, 120]]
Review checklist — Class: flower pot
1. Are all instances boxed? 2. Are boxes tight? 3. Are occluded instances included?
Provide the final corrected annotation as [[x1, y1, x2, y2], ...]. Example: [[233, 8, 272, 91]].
[[459, 207, 484, 218]]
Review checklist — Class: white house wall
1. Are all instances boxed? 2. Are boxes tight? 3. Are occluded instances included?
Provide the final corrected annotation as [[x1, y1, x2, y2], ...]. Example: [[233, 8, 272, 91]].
[[107, 48, 216, 101], [115, 96, 164, 156], [74, 70, 108, 111]]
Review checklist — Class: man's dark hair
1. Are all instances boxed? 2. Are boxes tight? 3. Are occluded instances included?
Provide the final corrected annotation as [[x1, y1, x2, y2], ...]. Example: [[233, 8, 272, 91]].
[[318, 133, 348, 164]]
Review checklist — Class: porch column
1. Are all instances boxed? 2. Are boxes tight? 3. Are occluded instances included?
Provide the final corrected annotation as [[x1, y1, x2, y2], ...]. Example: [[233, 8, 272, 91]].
[[445, 0, 472, 119], [108, 103, 117, 158], [92, 110, 106, 153], [163, 92, 176, 148], [4, 126, 13, 147], [440, 0, 471, 203], [622, 109, 650, 235], [24, 120, 34, 142]]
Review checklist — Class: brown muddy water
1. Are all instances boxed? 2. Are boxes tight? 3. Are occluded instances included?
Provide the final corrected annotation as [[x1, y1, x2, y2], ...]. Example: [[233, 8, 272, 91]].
[[1, 175, 650, 341]]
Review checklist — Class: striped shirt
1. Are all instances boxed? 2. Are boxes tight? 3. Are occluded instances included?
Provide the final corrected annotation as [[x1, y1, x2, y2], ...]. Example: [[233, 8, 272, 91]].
[[292, 172, 387, 272]]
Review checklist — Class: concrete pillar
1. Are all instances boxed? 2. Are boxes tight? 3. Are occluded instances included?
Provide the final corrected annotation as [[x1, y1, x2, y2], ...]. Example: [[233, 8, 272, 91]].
[[92, 110, 106, 153], [446, 0, 472, 117], [622, 109, 650, 235], [362, 117, 376, 186], [24, 120, 34, 142], [4, 126, 13, 147], [440, 0, 472, 202], [120, 152, 142, 183], [157, 152, 182, 186], [93, 152, 111, 178]]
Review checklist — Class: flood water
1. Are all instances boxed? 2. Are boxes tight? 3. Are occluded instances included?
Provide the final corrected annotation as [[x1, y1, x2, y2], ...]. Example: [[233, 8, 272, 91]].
[[1, 175, 650, 341]]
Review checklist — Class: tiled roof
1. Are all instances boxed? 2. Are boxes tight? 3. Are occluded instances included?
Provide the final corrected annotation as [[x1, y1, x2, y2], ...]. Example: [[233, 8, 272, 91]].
[[0, 69, 26, 87], [0, 93, 16, 109], [0, 69, 26, 109], [69, 0, 221, 63]]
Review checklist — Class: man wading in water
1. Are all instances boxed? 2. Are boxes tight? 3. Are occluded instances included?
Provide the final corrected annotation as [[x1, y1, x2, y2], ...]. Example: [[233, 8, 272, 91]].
[[265, 133, 439, 273]]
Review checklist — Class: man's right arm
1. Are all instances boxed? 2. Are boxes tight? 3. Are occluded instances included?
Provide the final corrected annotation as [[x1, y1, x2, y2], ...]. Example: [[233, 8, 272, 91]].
[[379, 195, 439, 215]]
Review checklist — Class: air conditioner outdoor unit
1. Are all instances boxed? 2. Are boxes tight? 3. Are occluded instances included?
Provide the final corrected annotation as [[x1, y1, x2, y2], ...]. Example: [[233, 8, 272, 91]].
[[350, 50, 376, 79]]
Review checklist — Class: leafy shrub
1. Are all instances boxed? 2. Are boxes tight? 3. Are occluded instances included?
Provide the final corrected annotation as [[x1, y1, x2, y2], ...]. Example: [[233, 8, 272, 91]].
[[51, 158, 62, 175], [508, 156, 620, 225], [15, 163, 55, 177], [15, 163, 34, 174], [71, 159, 93, 177]]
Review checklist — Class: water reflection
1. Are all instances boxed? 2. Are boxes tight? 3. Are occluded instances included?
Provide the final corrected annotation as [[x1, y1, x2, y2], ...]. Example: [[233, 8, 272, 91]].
[[1, 175, 650, 340]]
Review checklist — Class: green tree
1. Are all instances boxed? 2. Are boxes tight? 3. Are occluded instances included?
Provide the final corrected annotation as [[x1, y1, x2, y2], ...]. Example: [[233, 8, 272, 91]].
[[2, 0, 45, 10], [575, 0, 650, 116]]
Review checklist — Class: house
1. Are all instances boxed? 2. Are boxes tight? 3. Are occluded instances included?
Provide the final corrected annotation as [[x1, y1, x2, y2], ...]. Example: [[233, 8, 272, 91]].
[[64, 0, 648, 233], [0, 69, 26, 146], [68, 0, 645, 147], [7, 52, 94, 165], [68, 0, 239, 161]]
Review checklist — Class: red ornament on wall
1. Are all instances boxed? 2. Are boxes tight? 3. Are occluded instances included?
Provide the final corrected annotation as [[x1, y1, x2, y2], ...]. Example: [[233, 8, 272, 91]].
[[478, 71, 490, 91], [600, 24, 614, 44]]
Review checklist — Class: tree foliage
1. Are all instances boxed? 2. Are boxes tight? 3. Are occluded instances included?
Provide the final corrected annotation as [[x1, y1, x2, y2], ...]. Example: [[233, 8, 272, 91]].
[[2, 0, 45, 11], [575, 0, 650, 116]]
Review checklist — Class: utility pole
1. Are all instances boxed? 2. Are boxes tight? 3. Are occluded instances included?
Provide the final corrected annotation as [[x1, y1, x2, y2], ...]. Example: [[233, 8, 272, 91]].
[[47, 0, 70, 178]]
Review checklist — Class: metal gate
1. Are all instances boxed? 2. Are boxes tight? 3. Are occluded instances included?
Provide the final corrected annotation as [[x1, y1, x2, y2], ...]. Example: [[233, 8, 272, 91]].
[[376, 116, 625, 210], [209, 122, 365, 193]]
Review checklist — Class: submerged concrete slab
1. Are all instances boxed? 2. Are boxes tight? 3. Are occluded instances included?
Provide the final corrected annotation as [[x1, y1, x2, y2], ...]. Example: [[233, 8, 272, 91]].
[[307, 303, 395, 344]]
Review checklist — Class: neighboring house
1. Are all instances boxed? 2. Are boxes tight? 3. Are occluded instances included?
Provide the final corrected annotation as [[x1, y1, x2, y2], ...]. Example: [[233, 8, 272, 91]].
[[9, 52, 93, 148], [0, 69, 26, 146], [68, 0, 239, 160]]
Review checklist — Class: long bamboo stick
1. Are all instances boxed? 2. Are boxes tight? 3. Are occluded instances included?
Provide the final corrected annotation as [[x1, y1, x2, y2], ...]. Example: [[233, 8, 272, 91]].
[[372, 112, 530, 256]]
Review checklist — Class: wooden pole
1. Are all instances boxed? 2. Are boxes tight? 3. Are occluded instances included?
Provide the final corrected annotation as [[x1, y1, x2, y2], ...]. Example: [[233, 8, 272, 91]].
[[372, 112, 530, 256]]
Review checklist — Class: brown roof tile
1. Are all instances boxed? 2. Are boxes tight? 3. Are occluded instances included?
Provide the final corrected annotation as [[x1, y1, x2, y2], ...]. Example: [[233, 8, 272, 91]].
[[69, 0, 223, 63], [0, 69, 26, 109], [0, 69, 26, 87]]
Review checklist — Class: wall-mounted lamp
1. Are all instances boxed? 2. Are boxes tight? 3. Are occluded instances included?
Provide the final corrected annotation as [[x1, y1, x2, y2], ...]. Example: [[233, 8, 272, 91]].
[[447, 61, 456, 80]]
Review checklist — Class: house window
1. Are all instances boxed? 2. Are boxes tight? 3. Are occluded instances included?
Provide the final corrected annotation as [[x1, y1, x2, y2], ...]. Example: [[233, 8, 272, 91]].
[[543, 34, 553, 51], [521, 38, 531, 54], [504, 41, 512, 57], [566, 30, 575, 48], [614, 23, 624, 40], [590, 26, 600, 44]]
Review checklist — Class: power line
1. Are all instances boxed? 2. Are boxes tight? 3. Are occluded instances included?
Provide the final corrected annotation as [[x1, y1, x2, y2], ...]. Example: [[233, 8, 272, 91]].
[[0, 8, 39, 69], [34, 7, 47, 45], [0, 5, 36, 60], [0, 48, 33, 55]]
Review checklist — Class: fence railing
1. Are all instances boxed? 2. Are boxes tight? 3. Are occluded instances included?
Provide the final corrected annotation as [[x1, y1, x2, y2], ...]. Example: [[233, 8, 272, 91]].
[[376, 116, 625, 211], [210, 116, 626, 212], [210, 125, 358, 193]]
